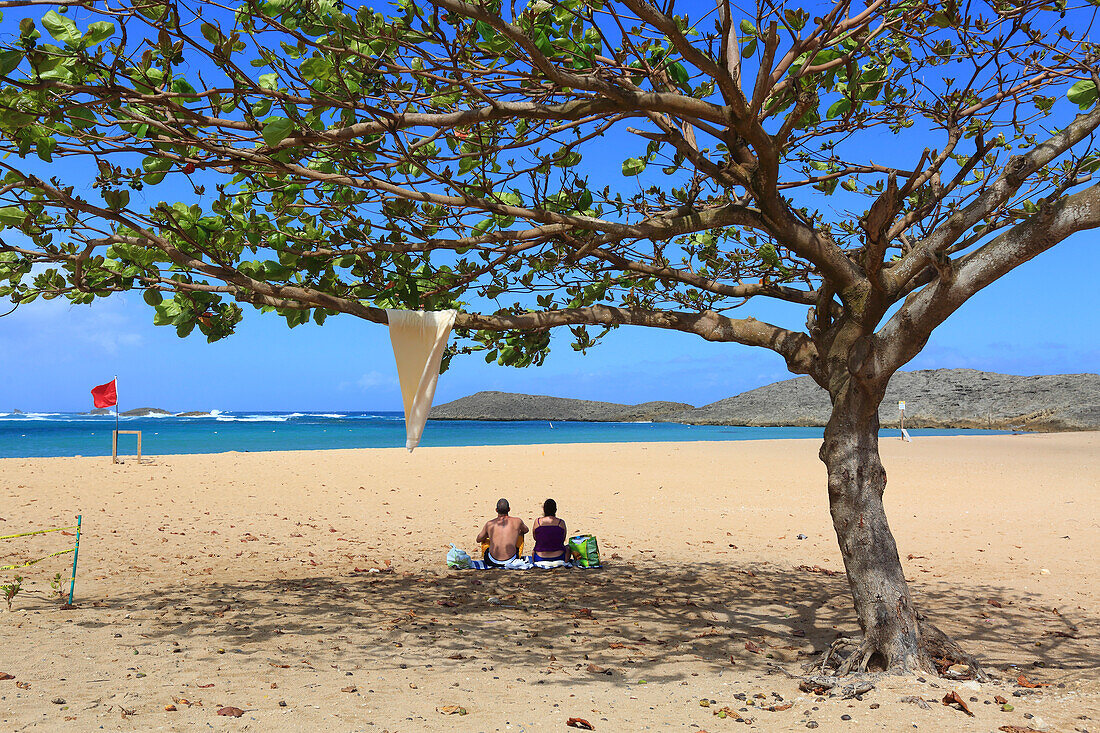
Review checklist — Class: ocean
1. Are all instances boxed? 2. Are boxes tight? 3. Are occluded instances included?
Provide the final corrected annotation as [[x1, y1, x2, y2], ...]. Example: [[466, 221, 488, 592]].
[[0, 411, 1010, 459]]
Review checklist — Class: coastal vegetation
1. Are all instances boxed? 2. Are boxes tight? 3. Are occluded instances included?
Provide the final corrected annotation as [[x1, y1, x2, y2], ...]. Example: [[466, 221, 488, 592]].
[[0, 0, 1097, 675]]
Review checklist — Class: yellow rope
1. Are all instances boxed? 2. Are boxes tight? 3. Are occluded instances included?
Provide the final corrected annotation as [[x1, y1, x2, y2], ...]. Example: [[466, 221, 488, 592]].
[[0, 547, 75, 571], [0, 526, 78, 541]]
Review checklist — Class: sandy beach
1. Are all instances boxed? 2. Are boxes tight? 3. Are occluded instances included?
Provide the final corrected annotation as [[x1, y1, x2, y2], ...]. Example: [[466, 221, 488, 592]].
[[0, 432, 1097, 731]]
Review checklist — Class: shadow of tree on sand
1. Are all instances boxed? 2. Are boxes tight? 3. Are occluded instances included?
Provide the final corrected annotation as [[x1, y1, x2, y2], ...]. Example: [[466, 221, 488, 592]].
[[86, 561, 1097, 687]]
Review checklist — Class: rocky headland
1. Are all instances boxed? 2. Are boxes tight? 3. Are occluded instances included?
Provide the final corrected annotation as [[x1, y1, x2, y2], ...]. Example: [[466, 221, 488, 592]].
[[430, 391, 692, 422], [430, 369, 1100, 431]]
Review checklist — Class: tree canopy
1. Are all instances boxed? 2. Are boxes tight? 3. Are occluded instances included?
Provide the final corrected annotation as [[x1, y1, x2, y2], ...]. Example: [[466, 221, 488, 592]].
[[0, 0, 1096, 384], [3, 0, 1099, 676]]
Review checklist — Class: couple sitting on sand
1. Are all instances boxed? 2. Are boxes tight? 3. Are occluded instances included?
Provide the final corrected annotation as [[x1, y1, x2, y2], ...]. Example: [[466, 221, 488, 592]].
[[476, 497, 567, 568]]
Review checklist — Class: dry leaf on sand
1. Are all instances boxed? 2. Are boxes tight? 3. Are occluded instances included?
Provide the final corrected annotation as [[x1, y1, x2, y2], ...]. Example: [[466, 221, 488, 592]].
[[1016, 675, 1048, 688], [941, 691, 973, 716]]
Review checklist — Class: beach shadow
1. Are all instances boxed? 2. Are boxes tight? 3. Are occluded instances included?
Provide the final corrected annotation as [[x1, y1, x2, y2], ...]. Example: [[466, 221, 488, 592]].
[[79, 561, 1098, 686]]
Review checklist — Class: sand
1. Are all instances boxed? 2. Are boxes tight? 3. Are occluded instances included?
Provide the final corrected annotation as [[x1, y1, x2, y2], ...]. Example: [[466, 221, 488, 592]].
[[0, 432, 1097, 731]]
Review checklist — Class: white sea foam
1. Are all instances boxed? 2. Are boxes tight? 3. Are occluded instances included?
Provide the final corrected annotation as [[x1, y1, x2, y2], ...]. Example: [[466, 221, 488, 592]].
[[308, 413, 347, 418], [215, 415, 288, 422]]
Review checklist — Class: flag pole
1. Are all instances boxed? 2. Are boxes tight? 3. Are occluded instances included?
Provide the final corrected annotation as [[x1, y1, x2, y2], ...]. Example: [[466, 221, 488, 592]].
[[114, 375, 119, 436]]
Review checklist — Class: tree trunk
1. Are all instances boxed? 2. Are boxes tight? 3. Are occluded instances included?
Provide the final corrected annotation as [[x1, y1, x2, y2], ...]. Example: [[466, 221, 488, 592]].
[[820, 385, 984, 676]]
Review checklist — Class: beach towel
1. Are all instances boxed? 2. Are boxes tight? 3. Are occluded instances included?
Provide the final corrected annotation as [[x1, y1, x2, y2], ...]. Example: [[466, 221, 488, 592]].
[[465, 556, 573, 570], [386, 309, 457, 451]]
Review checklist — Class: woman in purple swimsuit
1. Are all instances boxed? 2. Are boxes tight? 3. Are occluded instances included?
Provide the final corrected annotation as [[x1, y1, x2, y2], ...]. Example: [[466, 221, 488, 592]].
[[531, 498, 568, 563]]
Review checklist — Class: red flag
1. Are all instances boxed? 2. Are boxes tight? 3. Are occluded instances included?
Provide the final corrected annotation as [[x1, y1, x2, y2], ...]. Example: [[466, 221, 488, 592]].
[[91, 379, 117, 409]]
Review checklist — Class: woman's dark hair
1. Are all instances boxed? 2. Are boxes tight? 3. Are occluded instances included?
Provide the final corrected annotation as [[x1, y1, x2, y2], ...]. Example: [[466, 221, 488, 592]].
[[543, 498, 557, 517]]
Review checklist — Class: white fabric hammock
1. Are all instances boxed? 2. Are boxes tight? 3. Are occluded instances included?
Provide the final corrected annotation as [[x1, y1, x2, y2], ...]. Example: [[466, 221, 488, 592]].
[[386, 309, 457, 451]]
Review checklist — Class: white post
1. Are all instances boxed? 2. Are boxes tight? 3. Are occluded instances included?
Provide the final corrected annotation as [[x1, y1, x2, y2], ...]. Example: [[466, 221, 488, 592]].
[[898, 401, 911, 442]]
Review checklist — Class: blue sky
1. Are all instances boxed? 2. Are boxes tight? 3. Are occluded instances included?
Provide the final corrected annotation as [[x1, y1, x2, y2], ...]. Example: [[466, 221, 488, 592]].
[[2, 225, 1096, 413], [1, 2, 1097, 412]]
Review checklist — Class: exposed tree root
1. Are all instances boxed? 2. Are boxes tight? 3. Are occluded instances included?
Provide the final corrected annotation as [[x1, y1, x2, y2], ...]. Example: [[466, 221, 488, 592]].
[[804, 616, 989, 682], [918, 616, 990, 682]]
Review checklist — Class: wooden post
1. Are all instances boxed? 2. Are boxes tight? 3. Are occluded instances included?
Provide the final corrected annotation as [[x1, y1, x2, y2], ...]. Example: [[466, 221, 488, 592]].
[[113, 431, 142, 463]]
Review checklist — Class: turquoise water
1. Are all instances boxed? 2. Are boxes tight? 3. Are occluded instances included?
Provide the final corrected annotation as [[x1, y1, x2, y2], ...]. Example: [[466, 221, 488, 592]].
[[0, 411, 1009, 458]]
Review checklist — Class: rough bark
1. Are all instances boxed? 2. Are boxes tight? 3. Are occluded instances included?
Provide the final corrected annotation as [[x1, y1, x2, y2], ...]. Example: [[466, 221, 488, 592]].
[[820, 378, 986, 677]]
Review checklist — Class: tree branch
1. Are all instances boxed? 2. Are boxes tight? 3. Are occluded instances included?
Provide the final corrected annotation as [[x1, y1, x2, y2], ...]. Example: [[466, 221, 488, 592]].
[[874, 183, 1100, 375], [888, 104, 1100, 292]]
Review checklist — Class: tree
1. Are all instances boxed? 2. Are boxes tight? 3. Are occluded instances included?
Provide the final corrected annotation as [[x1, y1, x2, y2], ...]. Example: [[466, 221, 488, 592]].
[[0, 0, 1098, 674]]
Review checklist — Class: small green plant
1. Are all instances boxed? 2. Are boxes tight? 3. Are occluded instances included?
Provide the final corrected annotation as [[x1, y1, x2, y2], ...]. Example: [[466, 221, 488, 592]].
[[2, 576, 22, 611], [49, 572, 66, 604]]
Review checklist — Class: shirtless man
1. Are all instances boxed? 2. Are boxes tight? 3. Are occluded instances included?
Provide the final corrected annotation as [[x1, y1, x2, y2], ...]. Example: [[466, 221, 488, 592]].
[[476, 498, 529, 567]]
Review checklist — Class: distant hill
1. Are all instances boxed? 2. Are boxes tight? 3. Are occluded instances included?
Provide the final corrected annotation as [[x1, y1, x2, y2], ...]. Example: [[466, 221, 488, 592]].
[[430, 370, 1100, 431], [429, 391, 693, 422]]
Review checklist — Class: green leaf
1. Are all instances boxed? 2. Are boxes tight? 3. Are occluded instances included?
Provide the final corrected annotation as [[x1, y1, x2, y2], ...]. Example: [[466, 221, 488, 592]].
[[928, 12, 952, 28], [200, 22, 222, 45], [826, 98, 851, 119], [19, 18, 40, 43], [551, 150, 581, 167], [171, 78, 200, 102], [262, 116, 293, 147], [621, 157, 646, 176], [103, 189, 130, 210], [741, 38, 757, 58], [299, 55, 332, 81], [0, 206, 24, 227], [458, 155, 480, 174], [739, 19, 756, 34], [41, 10, 80, 47], [143, 289, 163, 306], [68, 107, 96, 128], [666, 61, 689, 87], [1067, 80, 1097, 110], [0, 50, 21, 77], [142, 155, 172, 173], [36, 136, 56, 162], [783, 8, 807, 31], [534, 31, 553, 57], [137, 1, 167, 21], [83, 21, 115, 46]]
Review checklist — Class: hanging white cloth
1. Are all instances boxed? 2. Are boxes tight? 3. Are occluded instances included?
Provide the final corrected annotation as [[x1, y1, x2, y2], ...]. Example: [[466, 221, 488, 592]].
[[386, 309, 457, 451]]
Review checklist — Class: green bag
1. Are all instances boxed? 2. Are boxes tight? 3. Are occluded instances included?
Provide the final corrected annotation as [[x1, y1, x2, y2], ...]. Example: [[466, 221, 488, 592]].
[[568, 534, 601, 568]]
